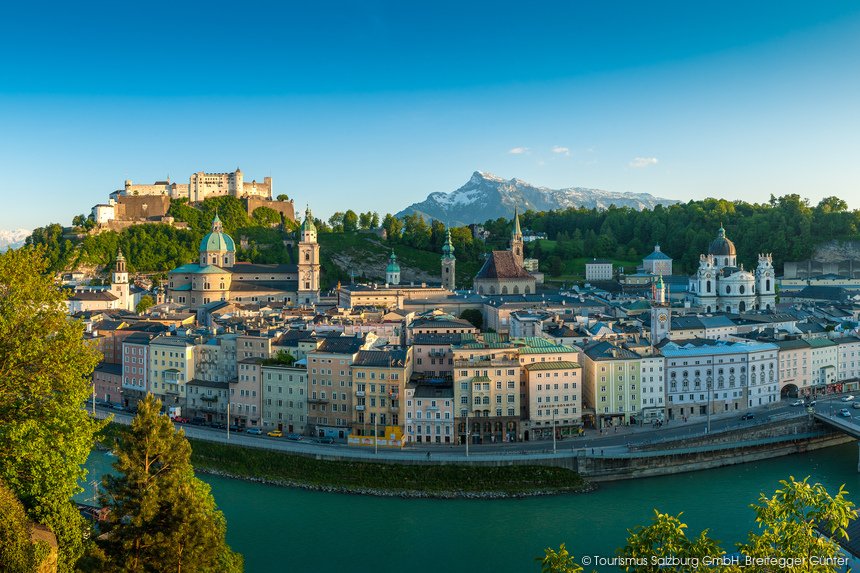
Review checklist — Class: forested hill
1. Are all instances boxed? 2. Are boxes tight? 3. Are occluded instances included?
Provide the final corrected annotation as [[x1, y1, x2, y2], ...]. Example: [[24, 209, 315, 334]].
[[23, 194, 860, 286]]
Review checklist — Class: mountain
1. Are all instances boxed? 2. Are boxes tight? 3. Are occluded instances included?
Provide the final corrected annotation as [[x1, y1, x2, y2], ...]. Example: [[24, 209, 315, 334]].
[[0, 229, 31, 251], [396, 171, 679, 226]]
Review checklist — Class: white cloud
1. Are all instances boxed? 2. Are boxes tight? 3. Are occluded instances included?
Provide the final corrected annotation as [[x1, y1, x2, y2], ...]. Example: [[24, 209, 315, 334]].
[[629, 156, 658, 168], [551, 146, 570, 156], [508, 147, 529, 155]]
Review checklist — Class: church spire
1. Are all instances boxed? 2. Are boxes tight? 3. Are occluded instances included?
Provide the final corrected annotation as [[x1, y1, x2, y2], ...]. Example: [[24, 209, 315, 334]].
[[512, 206, 522, 239]]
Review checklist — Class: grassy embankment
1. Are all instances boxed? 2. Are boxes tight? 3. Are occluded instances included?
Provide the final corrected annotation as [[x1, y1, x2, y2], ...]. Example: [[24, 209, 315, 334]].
[[97, 423, 587, 496]]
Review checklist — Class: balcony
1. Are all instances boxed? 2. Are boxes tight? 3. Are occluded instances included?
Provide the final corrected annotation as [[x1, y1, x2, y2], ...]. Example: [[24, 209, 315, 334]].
[[356, 405, 366, 411], [454, 358, 518, 368], [356, 391, 366, 397], [389, 405, 399, 413], [308, 397, 330, 404], [200, 395, 218, 403]]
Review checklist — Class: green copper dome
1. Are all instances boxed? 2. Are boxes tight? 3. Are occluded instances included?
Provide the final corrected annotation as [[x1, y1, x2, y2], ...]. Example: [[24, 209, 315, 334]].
[[200, 213, 236, 253], [301, 207, 317, 234], [441, 227, 455, 260], [386, 251, 400, 273]]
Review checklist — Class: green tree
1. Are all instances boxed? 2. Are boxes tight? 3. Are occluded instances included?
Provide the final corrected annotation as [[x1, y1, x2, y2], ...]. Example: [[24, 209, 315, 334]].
[[370, 212, 380, 228], [276, 194, 290, 201], [98, 395, 243, 573], [251, 206, 282, 227], [0, 480, 49, 573], [328, 212, 345, 232], [72, 214, 88, 227], [343, 210, 359, 232], [538, 544, 582, 573], [459, 309, 483, 330], [737, 476, 855, 572], [135, 294, 155, 314], [382, 214, 403, 241], [359, 211, 373, 230], [0, 247, 104, 572], [618, 510, 722, 572]]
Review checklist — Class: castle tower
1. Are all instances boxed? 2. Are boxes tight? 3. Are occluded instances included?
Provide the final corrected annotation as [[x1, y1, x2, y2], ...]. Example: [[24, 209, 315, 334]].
[[510, 207, 524, 268], [755, 253, 776, 311], [385, 251, 401, 286], [298, 207, 321, 305], [441, 227, 456, 291], [111, 248, 131, 311], [650, 275, 671, 344]]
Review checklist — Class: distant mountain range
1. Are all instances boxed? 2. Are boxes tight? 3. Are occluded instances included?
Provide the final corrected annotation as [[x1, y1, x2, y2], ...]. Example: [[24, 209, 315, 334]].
[[0, 229, 30, 251], [396, 171, 678, 226]]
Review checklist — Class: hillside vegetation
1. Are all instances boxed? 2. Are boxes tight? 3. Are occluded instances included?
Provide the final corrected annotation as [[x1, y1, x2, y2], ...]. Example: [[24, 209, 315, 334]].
[[24, 194, 860, 287]]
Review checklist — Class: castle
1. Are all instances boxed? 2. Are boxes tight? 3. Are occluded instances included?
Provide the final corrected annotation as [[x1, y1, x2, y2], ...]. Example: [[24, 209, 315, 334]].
[[116, 168, 272, 203]]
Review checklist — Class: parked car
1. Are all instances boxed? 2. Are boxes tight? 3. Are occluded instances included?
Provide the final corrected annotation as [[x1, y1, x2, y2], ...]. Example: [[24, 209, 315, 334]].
[[286, 433, 303, 441], [318, 436, 334, 444], [190, 416, 207, 426], [806, 399, 817, 406], [741, 413, 755, 420], [791, 399, 804, 406], [852, 402, 860, 410], [842, 395, 855, 402], [246, 427, 263, 435], [840, 408, 852, 417], [267, 430, 283, 438], [229, 424, 243, 433], [112, 404, 126, 411]]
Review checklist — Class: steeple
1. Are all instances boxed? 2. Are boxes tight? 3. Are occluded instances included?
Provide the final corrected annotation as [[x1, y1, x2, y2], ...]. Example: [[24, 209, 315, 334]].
[[441, 226, 456, 291], [510, 206, 524, 268], [512, 206, 522, 240], [441, 227, 455, 260], [211, 212, 223, 233]]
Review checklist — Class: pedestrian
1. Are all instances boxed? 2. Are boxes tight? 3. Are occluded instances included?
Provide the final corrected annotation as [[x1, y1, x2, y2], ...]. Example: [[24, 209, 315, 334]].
[[614, 426, 617, 433], [426, 451, 431, 461], [591, 448, 595, 455], [601, 449, 604, 456]]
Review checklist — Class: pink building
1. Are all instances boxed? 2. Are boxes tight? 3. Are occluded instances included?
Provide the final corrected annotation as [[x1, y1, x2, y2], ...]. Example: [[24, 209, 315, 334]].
[[233, 357, 264, 428], [121, 332, 157, 409]]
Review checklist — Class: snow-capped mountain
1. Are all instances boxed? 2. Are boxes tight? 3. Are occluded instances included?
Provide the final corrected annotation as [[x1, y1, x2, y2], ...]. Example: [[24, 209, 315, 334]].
[[0, 229, 31, 251], [396, 171, 678, 225]]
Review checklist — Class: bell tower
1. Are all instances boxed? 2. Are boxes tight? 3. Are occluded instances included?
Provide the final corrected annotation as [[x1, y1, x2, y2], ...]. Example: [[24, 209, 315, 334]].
[[650, 275, 671, 344], [510, 207, 524, 268], [112, 248, 131, 311], [441, 227, 456, 291], [297, 207, 320, 305]]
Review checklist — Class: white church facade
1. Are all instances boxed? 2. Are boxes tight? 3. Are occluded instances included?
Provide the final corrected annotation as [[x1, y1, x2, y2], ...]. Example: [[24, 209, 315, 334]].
[[687, 225, 776, 313]]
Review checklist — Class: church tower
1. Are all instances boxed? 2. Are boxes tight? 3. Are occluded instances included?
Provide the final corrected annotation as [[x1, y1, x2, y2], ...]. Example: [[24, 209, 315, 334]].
[[112, 248, 131, 311], [650, 275, 671, 344], [385, 251, 401, 286], [297, 207, 321, 305], [510, 207, 524, 268], [441, 227, 456, 291], [755, 253, 776, 311]]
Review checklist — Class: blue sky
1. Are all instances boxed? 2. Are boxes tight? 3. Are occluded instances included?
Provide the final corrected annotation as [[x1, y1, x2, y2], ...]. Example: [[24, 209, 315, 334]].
[[1, 1, 859, 230]]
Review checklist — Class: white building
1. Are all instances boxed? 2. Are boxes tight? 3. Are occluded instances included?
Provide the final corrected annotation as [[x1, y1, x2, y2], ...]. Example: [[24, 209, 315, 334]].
[[262, 363, 308, 435], [642, 244, 673, 276], [637, 353, 666, 421], [522, 361, 582, 439], [91, 200, 116, 224], [687, 225, 777, 313], [837, 336, 860, 385], [585, 259, 613, 281], [661, 339, 779, 421], [405, 381, 454, 444]]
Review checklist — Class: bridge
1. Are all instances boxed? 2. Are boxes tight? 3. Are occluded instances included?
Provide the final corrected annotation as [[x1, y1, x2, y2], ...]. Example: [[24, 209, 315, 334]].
[[814, 412, 860, 470]]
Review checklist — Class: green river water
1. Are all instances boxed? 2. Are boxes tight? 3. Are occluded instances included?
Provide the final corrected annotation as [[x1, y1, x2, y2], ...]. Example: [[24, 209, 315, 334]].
[[82, 443, 860, 573]]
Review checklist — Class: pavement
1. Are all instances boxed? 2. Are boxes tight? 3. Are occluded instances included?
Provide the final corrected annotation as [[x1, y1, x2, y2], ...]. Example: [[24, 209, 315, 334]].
[[92, 393, 850, 461]]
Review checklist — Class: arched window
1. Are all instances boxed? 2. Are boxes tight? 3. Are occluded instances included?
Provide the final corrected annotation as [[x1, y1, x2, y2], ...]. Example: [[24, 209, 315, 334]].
[[766, 279, 771, 291], [524, 286, 531, 294], [726, 285, 731, 294], [501, 286, 508, 294], [739, 285, 745, 294], [739, 301, 746, 312], [489, 286, 496, 295], [706, 280, 711, 293], [513, 285, 520, 294]]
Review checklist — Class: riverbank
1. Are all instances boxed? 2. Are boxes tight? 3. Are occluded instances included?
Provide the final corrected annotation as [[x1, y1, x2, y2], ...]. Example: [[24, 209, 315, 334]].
[[96, 423, 592, 498]]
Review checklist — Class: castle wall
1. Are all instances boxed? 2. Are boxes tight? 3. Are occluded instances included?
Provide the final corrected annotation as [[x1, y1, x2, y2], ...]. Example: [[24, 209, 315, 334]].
[[245, 197, 296, 222], [115, 195, 171, 220]]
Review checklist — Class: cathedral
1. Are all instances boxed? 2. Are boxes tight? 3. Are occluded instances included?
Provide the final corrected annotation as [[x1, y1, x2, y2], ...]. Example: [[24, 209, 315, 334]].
[[687, 225, 776, 313], [168, 209, 320, 309]]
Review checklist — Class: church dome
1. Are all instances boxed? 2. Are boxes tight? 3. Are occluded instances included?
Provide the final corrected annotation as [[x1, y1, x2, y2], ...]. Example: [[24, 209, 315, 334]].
[[200, 213, 236, 253], [386, 251, 400, 273], [708, 225, 736, 256]]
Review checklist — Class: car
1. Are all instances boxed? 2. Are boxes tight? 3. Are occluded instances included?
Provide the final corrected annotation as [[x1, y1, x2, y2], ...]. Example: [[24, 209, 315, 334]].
[[318, 436, 334, 444], [112, 403, 126, 411], [246, 427, 263, 435], [229, 424, 243, 433], [741, 413, 755, 420], [267, 430, 283, 438], [852, 402, 860, 410], [806, 399, 817, 406], [286, 433, 303, 441], [791, 399, 804, 406], [840, 408, 852, 417], [190, 416, 207, 426], [842, 395, 855, 402], [172, 416, 189, 424]]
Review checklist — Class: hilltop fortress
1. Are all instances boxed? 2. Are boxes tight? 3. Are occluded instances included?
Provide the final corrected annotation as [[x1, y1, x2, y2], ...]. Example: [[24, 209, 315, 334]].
[[91, 168, 295, 229]]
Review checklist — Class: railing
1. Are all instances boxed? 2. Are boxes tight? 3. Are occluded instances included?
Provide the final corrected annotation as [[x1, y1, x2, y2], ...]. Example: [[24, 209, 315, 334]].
[[356, 405, 366, 411], [389, 405, 399, 413], [454, 359, 518, 368], [308, 397, 330, 404], [356, 391, 366, 397]]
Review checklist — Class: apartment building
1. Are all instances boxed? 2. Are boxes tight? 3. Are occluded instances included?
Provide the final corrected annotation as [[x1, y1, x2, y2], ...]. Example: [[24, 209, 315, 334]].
[[262, 363, 307, 434], [351, 348, 412, 437]]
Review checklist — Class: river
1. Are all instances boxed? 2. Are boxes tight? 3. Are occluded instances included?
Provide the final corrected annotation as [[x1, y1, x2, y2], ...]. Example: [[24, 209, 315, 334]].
[[81, 443, 860, 572]]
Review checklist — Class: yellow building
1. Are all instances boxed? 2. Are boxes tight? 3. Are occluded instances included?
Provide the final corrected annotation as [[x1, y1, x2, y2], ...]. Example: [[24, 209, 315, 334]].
[[351, 348, 413, 438], [148, 335, 196, 409], [581, 341, 641, 428]]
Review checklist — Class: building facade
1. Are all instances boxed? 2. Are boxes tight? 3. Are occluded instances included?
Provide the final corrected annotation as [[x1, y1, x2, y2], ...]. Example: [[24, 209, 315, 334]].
[[262, 364, 308, 434]]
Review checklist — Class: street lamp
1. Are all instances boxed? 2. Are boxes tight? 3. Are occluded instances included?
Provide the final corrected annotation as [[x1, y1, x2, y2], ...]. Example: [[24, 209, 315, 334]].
[[552, 409, 557, 454]]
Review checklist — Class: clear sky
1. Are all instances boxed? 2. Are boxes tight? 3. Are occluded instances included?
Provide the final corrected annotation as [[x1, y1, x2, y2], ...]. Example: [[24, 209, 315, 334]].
[[2, 0, 859, 230]]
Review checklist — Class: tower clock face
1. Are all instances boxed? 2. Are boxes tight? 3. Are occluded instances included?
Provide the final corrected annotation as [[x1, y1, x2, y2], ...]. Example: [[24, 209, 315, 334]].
[[658, 312, 668, 323]]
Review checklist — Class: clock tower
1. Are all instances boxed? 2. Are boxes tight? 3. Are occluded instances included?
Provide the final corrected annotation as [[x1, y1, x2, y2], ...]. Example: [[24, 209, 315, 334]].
[[650, 275, 671, 344]]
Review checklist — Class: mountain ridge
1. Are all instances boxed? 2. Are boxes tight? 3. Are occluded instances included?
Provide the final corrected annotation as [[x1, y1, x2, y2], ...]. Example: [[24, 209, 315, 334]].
[[396, 171, 678, 225]]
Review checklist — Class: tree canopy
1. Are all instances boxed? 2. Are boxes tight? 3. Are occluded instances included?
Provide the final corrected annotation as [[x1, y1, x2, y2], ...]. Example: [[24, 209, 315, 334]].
[[0, 247, 104, 572], [98, 395, 243, 573]]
